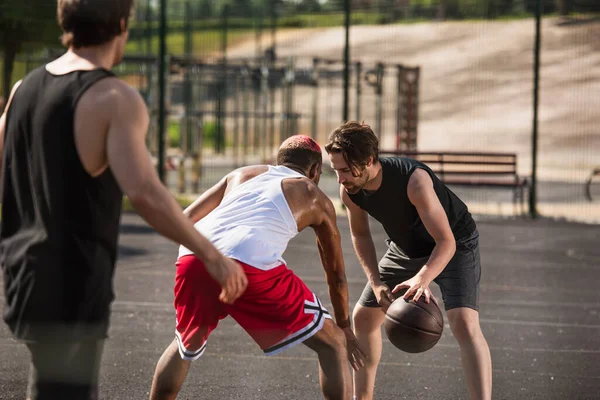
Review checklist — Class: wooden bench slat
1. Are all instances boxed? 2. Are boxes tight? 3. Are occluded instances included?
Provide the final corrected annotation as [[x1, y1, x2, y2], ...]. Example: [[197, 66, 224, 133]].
[[433, 170, 519, 176], [443, 178, 528, 186], [378, 150, 530, 215], [380, 151, 518, 158], [407, 160, 516, 166]]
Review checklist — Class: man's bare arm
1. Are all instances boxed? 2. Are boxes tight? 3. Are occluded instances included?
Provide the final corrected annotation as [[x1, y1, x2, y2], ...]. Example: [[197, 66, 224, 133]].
[[340, 186, 381, 286], [310, 188, 350, 328], [183, 175, 228, 223], [103, 81, 247, 302], [0, 80, 23, 197], [313, 190, 367, 370], [407, 168, 456, 282], [341, 185, 394, 309]]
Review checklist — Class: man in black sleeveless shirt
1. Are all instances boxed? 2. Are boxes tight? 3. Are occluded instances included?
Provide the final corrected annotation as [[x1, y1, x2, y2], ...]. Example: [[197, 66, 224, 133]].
[[325, 122, 492, 400], [0, 1, 247, 399]]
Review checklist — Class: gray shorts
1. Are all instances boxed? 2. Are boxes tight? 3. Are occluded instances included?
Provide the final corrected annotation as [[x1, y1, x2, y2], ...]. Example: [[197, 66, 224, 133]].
[[26, 339, 104, 400], [358, 229, 481, 311]]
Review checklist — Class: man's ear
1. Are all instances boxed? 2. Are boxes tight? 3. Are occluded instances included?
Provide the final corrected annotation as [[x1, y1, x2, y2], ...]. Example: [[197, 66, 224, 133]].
[[309, 163, 319, 180]]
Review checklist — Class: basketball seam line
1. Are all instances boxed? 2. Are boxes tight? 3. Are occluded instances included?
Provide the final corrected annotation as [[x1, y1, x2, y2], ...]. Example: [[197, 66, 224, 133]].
[[385, 315, 442, 336], [413, 303, 443, 329]]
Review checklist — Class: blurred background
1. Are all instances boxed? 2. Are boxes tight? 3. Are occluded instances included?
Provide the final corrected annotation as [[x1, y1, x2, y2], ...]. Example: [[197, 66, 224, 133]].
[[1, 0, 599, 223]]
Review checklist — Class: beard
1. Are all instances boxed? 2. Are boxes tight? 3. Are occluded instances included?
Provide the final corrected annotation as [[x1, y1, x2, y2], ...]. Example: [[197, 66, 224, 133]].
[[343, 170, 370, 194], [343, 183, 361, 194]]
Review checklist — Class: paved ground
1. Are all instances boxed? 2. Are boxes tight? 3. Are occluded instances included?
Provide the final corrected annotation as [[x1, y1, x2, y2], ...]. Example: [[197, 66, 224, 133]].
[[1, 212, 599, 400]]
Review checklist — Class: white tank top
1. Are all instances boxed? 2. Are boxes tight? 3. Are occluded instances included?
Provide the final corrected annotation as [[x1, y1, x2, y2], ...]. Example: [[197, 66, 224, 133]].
[[178, 165, 304, 270]]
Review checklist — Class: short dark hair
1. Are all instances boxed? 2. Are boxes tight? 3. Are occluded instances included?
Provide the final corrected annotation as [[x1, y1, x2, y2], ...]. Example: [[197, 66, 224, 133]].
[[325, 121, 379, 175], [57, 0, 134, 48], [276, 135, 322, 171]]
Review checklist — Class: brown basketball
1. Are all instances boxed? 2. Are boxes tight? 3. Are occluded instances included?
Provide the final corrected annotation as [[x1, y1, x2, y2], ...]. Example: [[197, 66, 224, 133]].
[[384, 295, 444, 353]]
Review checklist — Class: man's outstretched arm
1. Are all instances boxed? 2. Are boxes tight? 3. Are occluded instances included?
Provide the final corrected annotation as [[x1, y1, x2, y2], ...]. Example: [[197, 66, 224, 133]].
[[103, 81, 247, 303], [312, 195, 350, 328], [311, 190, 366, 371]]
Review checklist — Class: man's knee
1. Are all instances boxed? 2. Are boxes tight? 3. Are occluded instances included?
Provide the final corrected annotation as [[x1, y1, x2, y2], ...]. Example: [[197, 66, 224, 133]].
[[306, 320, 347, 356], [448, 308, 482, 342], [353, 305, 384, 334], [175, 327, 209, 361]]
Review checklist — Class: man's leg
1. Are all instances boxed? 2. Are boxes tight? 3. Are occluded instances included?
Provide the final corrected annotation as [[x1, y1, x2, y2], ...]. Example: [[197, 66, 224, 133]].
[[435, 229, 491, 399], [151, 255, 225, 400], [352, 304, 386, 400], [447, 308, 492, 400], [303, 319, 352, 400], [26, 340, 104, 400], [149, 339, 192, 400]]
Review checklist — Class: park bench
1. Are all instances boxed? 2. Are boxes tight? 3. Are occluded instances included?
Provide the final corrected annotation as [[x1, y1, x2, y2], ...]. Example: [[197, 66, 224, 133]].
[[379, 150, 530, 215]]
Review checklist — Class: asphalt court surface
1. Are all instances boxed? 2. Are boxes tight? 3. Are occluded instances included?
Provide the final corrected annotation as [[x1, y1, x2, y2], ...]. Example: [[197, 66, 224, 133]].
[[1, 213, 599, 399]]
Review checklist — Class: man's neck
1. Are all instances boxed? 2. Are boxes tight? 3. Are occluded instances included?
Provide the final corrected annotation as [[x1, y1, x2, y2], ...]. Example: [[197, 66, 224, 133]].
[[46, 46, 115, 75], [68, 47, 115, 70], [281, 164, 307, 177]]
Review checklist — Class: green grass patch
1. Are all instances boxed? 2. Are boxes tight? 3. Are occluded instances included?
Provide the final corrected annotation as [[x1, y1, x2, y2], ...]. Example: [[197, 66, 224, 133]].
[[168, 120, 181, 147], [277, 12, 384, 27], [126, 29, 251, 55], [168, 119, 231, 150], [128, 12, 384, 32]]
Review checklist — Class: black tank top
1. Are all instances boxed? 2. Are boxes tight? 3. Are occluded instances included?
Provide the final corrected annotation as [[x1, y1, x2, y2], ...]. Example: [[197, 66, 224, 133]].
[[0, 66, 122, 342], [347, 157, 476, 258]]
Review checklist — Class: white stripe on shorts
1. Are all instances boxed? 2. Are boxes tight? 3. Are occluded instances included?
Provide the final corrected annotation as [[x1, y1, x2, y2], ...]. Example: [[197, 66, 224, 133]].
[[263, 293, 332, 356], [175, 329, 207, 361]]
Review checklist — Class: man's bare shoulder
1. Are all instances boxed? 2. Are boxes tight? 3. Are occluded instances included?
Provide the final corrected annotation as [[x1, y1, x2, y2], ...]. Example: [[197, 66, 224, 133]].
[[284, 176, 330, 206], [78, 78, 145, 113], [407, 167, 434, 191], [223, 165, 270, 189]]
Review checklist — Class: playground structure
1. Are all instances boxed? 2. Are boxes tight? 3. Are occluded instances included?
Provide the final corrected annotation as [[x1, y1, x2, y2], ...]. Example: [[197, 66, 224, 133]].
[[9, 52, 421, 194], [110, 54, 421, 194]]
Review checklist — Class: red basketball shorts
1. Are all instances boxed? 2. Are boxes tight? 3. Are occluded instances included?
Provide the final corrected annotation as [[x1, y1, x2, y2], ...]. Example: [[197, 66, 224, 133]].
[[173, 255, 332, 361]]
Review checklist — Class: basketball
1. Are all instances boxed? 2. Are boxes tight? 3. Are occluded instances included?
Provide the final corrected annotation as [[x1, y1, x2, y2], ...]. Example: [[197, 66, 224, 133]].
[[384, 295, 444, 353]]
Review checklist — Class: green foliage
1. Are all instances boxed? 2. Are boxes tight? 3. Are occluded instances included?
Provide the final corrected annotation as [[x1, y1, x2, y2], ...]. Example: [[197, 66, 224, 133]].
[[0, 0, 61, 98], [126, 28, 249, 56], [278, 11, 383, 27], [523, 0, 556, 14], [167, 119, 222, 149], [577, 0, 600, 11], [295, 0, 322, 13], [0, 59, 30, 95], [202, 121, 224, 149], [169, 120, 181, 147]]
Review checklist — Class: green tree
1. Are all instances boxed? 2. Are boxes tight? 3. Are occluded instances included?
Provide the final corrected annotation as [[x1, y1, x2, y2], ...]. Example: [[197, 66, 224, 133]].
[[296, 0, 322, 12], [0, 1, 60, 100], [196, 0, 215, 18], [323, 0, 344, 12], [556, 0, 568, 15]]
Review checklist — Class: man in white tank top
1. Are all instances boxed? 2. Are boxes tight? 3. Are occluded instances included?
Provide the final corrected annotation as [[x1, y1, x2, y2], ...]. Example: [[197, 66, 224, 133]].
[[150, 135, 365, 400]]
